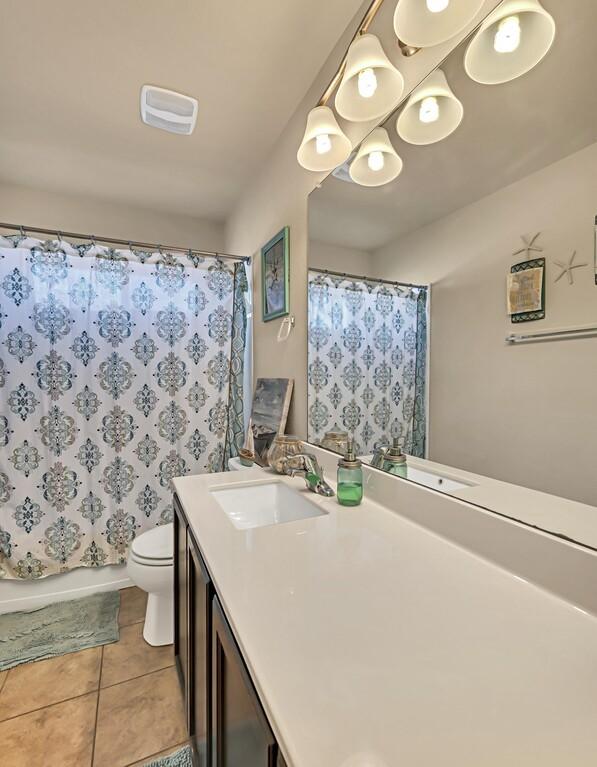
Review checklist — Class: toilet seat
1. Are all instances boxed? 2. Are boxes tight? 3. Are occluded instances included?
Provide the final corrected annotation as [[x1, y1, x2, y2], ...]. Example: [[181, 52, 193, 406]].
[[130, 552, 173, 567], [131, 523, 173, 565]]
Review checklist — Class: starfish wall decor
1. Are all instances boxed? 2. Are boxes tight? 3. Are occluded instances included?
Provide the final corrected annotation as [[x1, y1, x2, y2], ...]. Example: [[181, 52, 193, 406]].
[[513, 232, 543, 259], [553, 250, 587, 285]]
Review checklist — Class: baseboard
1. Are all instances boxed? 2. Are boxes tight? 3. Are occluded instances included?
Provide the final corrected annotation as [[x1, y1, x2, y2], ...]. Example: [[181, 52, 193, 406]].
[[0, 565, 132, 614]]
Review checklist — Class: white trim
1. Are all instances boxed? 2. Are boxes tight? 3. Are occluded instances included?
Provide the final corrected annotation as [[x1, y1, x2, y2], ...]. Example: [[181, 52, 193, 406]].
[[0, 565, 131, 615]]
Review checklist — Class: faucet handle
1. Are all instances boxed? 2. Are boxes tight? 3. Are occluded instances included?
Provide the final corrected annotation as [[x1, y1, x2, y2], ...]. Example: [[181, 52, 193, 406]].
[[371, 443, 389, 469], [280, 453, 334, 497]]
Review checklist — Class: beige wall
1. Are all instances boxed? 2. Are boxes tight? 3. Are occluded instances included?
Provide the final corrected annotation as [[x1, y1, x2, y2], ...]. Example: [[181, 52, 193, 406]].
[[226, 0, 502, 435], [372, 142, 597, 506], [0, 182, 224, 251], [308, 239, 372, 275]]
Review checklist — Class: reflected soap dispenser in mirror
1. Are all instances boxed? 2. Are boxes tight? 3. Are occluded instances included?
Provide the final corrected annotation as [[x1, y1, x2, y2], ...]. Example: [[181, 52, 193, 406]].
[[371, 438, 407, 478], [337, 438, 363, 507]]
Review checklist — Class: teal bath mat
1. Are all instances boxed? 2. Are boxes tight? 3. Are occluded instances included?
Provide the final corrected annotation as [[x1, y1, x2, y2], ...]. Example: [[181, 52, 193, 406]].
[[144, 746, 194, 767], [0, 590, 120, 671]]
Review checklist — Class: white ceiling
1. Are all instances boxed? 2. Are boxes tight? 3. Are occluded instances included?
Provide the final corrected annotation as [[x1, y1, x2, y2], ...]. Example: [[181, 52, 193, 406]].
[[310, 0, 597, 252], [0, 0, 364, 221]]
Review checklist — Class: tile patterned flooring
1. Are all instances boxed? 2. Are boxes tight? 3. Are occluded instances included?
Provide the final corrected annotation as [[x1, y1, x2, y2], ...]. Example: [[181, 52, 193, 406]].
[[0, 587, 189, 767]]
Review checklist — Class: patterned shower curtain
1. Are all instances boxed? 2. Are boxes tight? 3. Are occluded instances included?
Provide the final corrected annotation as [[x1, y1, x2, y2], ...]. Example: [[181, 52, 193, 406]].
[[0, 235, 247, 579], [308, 271, 428, 457]]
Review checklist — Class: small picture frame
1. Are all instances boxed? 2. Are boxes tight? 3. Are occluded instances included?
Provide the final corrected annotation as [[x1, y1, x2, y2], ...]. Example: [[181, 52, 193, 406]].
[[507, 258, 545, 323], [261, 226, 289, 322], [250, 377, 294, 465]]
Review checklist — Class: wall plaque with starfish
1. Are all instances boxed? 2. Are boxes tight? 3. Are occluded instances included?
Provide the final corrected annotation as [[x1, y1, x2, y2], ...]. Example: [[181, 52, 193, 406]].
[[507, 257, 546, 323]]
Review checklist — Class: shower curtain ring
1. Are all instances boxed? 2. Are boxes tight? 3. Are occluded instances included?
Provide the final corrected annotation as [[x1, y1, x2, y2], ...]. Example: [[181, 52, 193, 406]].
[[19, 225, 25, 239]]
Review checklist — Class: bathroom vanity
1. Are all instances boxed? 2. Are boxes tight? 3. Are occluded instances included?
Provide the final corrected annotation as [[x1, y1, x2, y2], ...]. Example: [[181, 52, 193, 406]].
[[174, 490, 287, 767], [173, 456, 597, 767]]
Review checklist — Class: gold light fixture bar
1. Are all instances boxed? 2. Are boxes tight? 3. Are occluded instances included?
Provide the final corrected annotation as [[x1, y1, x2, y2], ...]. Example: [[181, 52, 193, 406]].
[[317, 0, 421, 107], [318, 0, 388, 107]]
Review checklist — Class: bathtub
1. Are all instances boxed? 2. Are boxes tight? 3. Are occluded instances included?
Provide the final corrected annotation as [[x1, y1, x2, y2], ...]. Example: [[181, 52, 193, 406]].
[[0, 564, 132, 615]]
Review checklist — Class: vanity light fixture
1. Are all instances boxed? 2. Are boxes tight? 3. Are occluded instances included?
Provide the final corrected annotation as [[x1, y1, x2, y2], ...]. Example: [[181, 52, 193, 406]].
[[464, 0, 555, 85], [349, 127, 403, 187], [393, 0, 485, 49], [297, 106, 352, 172], [335, 34, 405, 123], [396, 69, 463, 145]]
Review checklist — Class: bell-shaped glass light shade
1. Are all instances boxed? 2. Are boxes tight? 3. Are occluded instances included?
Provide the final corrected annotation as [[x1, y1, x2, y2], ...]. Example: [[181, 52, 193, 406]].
[[297, 106, 352, 172], [396, 69, 463, 145], [394, 0, 485, 48], [349, 128, 403, 187], [464, 0, 555, 85], [335, 34, 405, 123]]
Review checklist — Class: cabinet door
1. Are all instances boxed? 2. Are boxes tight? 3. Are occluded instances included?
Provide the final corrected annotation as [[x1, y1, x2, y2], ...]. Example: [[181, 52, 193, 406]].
[[173, 496, 190, 731], [188, 533, 213, 766], [212, 596, 278, 767]]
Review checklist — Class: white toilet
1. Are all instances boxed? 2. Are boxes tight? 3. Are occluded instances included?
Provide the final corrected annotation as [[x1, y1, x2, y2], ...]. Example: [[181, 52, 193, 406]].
[[126, 523, 174, 647], [126, 461, 250, 646]]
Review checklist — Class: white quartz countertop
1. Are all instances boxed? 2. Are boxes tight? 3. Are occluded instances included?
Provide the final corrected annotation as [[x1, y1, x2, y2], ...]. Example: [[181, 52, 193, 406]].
[[173, 469, 597, 767]]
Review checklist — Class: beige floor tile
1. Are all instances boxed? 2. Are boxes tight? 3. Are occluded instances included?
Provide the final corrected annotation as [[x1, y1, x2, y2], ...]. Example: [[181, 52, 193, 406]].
[[94, 666, 186, 767], [125, 740, 190, 767], [101, 622, 173, 688], [119, 587, 148, 627], [0, 646, 102, 721], [0, 692, 97, 767]]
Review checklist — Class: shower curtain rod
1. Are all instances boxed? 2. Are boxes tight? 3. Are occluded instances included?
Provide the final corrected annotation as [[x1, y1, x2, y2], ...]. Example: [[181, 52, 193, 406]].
[[0, 221, 250, 263], [309, 267, 426, 291]]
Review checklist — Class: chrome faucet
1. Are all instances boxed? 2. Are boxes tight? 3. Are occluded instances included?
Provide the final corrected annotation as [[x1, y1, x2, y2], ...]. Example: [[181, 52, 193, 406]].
[[279, 453, 335, 497]]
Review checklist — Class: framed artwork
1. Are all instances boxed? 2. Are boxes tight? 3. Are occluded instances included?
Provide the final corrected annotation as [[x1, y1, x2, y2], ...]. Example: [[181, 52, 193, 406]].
[[507, 258, 545, 323], [261, 226, 289, 322], [250, 377, 294, 465]]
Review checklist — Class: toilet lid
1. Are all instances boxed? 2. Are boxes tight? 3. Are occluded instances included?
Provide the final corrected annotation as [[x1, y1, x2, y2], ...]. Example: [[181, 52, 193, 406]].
[[131, 523, 173, 560]]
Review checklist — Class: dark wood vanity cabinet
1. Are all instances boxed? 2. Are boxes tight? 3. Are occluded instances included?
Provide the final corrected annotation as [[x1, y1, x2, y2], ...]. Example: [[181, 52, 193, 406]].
[[174, 496, 213, 764], [174, 494, 285, 767], [188, 531, 213, 764], [212, 596, 278, 767], [173, 500, 190, 730]]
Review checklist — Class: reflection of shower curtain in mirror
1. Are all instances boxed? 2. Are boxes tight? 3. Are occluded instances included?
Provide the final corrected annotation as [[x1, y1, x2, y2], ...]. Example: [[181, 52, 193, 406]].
[[308, 272, 427, 457], [0, 236, 247, 579]]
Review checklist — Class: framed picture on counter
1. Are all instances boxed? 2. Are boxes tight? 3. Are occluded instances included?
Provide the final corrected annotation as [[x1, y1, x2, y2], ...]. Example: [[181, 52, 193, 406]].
[[261, 226, 289, 322]]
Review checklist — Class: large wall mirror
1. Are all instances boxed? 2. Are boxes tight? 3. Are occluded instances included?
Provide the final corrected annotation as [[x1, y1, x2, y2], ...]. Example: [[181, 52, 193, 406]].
[[307, 0, 597, 549]]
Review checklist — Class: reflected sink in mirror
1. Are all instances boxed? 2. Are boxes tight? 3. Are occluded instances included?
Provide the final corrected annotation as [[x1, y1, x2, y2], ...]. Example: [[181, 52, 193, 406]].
[[362, 457, 473, 494], [390, 466, 472, 494], [210, 480, 328, 530]]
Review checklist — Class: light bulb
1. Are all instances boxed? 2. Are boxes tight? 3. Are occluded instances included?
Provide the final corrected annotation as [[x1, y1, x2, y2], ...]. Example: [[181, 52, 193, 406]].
[[494, 15, 521, 53], [419, 96, 440, 124], [358, 67, 378, 99], [367, 151, 385, 172], [426, 0, 449, 12], [315, 133, 332, 155]]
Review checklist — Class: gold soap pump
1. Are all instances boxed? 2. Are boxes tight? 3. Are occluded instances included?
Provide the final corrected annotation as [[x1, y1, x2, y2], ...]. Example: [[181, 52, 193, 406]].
[[371, 438, 407, 478]]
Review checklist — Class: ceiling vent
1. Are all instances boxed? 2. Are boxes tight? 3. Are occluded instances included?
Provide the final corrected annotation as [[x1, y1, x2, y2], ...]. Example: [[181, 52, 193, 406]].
[[140, 85, 198, 135]]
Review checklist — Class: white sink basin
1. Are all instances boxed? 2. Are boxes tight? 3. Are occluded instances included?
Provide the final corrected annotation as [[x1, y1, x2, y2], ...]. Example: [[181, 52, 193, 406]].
[[210, 480, 327, 530]]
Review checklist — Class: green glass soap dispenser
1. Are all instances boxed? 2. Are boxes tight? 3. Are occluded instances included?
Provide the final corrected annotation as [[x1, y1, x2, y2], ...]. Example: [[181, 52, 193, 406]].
[[337, 438, 363, 507]]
